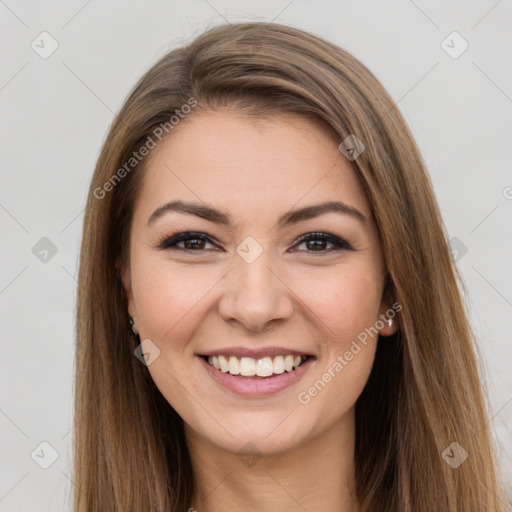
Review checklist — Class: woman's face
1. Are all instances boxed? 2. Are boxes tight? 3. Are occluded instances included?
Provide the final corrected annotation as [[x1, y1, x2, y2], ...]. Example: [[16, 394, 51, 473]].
[[122, 110, 396, 456]]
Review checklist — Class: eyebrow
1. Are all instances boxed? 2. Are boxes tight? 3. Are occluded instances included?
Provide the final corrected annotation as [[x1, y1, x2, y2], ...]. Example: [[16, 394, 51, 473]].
[[147, 200, 367, 228]]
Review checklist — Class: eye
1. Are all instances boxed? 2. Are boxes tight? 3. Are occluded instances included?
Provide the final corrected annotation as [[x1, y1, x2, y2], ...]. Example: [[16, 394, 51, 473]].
[[291, 232, 352, 253], [156, 231, 352, 254], [156, 231, 218, 251]]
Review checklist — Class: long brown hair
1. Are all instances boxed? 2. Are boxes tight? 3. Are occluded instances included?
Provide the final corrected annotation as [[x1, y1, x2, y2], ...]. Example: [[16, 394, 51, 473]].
[[73, 21, 507, 511]]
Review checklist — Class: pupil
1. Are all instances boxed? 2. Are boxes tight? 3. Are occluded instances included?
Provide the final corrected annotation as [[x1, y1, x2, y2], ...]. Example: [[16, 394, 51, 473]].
[[185, 239, 203, 250], [308, 239, 325, 250]]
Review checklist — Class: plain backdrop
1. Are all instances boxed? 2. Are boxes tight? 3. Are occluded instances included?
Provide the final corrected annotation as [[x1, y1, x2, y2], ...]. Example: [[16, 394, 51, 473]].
[[1, 1, 511, 510]]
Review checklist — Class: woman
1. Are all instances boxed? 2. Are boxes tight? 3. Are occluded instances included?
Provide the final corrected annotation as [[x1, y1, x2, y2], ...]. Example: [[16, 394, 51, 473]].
[[73, 21, 506, 511]]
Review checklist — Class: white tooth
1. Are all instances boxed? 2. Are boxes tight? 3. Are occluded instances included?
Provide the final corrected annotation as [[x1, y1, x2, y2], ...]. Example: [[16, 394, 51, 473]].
[[293, 356, 301, 369], [284, 355, 294, 372], [239, 357, 256, 376], [273, 355, 285, 374], [208, 356, 213, 366], [256, 357, 273, 377], [219, 355, 229, 372], [228, 356, 240, 375], [211, 356, 220, 370]]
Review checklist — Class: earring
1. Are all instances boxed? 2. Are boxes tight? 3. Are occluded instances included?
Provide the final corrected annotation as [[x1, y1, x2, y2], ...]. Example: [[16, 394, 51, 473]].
[[387, 318, 393, 328], [129, 317, 140, 343]]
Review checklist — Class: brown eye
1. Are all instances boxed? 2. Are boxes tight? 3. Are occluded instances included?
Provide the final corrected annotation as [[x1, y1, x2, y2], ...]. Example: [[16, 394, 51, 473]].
[[292, 232, 352, 253], [157, 232, 217, 251]]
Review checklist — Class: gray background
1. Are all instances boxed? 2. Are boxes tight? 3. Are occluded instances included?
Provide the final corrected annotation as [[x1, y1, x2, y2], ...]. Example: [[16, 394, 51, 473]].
[[1, 1, 511, 510]]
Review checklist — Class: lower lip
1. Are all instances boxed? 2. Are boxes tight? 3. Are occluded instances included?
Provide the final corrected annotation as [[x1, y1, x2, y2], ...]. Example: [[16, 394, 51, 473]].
[[198, 356, 315, 397]]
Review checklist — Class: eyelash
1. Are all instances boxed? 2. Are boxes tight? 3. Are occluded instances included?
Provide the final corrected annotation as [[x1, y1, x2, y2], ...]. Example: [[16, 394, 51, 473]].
[[156, 231, 353, 254]]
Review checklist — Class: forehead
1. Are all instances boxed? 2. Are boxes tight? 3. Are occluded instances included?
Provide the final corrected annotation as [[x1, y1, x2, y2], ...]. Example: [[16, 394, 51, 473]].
[[135, 111, 372, 227]]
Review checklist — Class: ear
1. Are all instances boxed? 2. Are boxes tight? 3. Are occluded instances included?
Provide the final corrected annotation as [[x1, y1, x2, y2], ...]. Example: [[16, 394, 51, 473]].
[[377, 273, 400, 337], [117, 258, 137, 327]]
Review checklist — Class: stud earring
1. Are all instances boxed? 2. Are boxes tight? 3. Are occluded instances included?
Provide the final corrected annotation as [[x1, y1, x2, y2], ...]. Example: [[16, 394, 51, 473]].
[[129, 317, 140, 342], [387, 318, 393, 328]]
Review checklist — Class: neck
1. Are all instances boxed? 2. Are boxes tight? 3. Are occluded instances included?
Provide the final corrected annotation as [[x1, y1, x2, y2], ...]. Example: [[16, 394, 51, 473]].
[[185, 408, 359, 512]]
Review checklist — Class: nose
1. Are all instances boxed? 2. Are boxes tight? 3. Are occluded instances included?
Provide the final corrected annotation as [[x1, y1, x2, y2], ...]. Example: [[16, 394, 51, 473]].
[[218, 247, 294, 333]]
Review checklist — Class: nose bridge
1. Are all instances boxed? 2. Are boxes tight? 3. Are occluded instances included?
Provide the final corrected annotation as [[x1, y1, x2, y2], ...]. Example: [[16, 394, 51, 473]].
[[218, 238, 293, 330]]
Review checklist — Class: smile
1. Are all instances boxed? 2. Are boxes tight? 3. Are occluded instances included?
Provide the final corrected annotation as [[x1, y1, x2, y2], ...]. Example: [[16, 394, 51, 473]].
[[197, 351, 315, 397], [206, 354, 308, 378]]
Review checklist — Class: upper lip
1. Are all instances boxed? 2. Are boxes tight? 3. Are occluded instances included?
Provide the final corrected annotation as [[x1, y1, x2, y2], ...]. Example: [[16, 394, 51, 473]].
[[196, 346, 314, 359]]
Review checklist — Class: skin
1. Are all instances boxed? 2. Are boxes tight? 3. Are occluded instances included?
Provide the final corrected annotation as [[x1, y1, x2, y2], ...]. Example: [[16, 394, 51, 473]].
[[122, 110, 399, 511]]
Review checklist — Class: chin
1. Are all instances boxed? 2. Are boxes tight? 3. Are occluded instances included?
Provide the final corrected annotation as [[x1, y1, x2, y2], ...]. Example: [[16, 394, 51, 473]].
[[182, 405, 325, 458]]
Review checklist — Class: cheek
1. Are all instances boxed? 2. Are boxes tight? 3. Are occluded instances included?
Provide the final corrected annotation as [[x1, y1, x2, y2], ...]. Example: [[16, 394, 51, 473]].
[[296, 262, 383, 347], [130, 253, 218, 347], [129, 254, 216, 424], [292, 265, 381, 411]]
